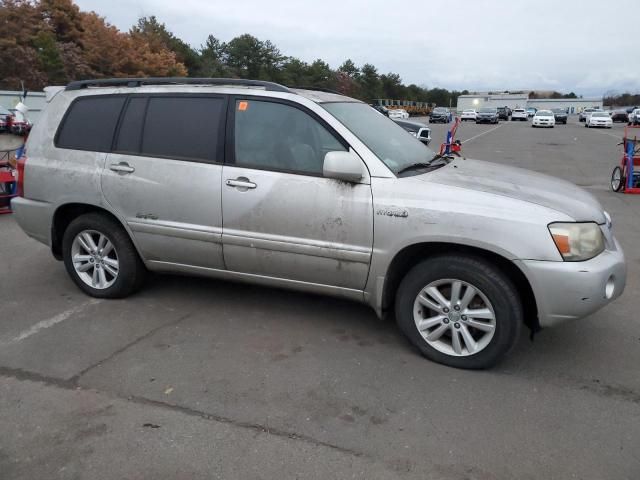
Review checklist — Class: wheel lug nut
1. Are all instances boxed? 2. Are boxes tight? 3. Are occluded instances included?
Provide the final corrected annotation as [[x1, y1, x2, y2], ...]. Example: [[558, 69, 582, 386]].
[[461, 315, 467, 321], [454, 323, 460, 329], [443, 308, 449, 313], [443, 318, 449, 324], [454, 305, 460, 311]]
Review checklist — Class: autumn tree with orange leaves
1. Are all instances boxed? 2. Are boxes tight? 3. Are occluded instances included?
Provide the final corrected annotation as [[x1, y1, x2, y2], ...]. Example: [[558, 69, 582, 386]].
[[0, 0, 186, 90]]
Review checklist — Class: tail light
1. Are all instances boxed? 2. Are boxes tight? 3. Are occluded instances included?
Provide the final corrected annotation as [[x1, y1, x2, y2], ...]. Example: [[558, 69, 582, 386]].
[[16, 154, 26, 197]]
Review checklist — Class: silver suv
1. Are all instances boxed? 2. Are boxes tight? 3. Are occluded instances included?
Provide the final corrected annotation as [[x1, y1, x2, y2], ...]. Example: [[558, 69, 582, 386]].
[[12, 78, 626, 369]]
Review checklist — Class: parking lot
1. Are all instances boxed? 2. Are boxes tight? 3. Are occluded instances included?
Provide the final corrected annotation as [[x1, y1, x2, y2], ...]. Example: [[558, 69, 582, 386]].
[[1, 116, 639, 479]]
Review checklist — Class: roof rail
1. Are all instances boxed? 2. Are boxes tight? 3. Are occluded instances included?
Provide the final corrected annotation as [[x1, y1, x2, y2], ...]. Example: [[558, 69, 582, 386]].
[[289, 86, 344, 95], [65, 77, 292, 93]]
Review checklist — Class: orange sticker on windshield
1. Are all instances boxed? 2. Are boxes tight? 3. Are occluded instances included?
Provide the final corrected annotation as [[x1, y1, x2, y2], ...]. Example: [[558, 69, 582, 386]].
[[238, 101, 249, 111]]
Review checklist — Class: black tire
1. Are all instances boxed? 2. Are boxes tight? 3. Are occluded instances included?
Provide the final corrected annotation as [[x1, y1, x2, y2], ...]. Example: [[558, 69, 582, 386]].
[[611, 166, 624, 192], [62, 212, 146, 298], [395, 255, 523, 369]]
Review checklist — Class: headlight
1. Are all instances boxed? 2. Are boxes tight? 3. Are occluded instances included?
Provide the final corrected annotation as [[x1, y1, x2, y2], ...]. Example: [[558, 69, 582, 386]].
[[548, 222, 605, 261]]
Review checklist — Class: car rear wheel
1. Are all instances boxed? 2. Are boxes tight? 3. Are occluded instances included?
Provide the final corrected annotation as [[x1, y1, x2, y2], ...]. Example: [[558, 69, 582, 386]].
[[611, 166, 624, 192], [395, 255, 522, 369], [62, 213, 146, 298]]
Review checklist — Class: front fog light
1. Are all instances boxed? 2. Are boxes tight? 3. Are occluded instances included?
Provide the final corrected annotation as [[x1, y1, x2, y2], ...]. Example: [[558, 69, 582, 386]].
[[549, 222, 605, 261]]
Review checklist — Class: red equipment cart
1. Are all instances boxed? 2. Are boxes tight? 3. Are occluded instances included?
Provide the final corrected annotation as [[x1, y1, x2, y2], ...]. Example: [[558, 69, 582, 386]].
[[0, 147, 19, 214], [611, 125, 640, 193]]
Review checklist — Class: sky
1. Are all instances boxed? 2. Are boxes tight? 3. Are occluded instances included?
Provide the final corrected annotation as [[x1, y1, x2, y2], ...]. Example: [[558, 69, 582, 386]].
[[74, 0, 640, 96]]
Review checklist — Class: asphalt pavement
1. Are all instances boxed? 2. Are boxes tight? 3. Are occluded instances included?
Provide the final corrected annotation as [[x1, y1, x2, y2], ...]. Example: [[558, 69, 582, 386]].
[[1, 116, 639, 479]]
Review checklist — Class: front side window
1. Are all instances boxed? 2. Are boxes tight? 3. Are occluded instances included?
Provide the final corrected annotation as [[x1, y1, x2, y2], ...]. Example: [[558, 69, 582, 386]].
[[234, 100, 345, 175], [57, 96, 126, 151]]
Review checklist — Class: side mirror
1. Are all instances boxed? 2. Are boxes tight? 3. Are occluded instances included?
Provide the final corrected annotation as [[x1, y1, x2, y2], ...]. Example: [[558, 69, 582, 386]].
[[323, 151, 364, 183]]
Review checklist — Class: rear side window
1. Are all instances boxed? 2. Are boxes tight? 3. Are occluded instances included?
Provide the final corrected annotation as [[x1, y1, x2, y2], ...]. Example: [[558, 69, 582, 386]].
[[140, 96, 225, 162], [56, 96, 126, 151]]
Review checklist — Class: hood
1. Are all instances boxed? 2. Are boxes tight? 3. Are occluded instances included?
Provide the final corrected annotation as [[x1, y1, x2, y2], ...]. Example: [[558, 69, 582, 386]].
[[419, 158, 605, 223], [478, 111, 496, 116]]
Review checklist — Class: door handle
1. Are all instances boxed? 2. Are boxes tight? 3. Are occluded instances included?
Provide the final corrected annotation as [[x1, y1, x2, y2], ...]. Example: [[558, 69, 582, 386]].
[[109, 162, 135, 174], [226, 178, 257, 189]]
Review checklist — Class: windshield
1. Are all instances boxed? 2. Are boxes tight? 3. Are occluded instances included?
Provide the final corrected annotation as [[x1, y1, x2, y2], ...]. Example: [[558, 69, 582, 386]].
[[433, 108, 447, 113], [323, 102, 437, 174], [479, 107, 496, 113], [551, 108, 566, 113], [463, 109, 475, 113], [536, 110, 553, 116], [592, 112, 609, 117]]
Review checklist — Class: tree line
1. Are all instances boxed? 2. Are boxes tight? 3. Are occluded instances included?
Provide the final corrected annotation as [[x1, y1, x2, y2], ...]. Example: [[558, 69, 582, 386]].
[[2, 1, 623, 106], [0, 0, 468, 105]]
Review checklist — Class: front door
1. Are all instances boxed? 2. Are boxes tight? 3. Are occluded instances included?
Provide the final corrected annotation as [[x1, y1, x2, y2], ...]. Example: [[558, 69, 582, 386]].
[[101, 94, 227, 269], [221, 98, 373, 290]]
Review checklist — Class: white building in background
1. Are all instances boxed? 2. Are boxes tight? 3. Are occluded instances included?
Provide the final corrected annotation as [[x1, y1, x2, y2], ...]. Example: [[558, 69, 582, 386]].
[[457, 93, 529, 112], [0, 90, 46, 123], [456, 92, 603, 114]]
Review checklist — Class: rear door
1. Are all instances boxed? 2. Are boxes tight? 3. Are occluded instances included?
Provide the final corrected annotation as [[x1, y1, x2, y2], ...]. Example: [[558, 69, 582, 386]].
[[101, 94, 227, 269]]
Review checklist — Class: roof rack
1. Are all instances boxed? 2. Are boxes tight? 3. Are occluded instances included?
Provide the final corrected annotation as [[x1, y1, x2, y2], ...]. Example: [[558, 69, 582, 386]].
[[65, 77, 292, 93]]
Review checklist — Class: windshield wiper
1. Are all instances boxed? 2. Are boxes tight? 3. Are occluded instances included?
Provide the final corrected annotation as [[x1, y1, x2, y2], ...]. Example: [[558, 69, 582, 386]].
[[396, 162, 435, 175]]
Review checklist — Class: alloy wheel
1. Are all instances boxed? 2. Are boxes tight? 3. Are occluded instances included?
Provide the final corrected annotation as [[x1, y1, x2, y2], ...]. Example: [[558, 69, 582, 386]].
[[71, 230, 119, 289], [413, 278, 496, 356]]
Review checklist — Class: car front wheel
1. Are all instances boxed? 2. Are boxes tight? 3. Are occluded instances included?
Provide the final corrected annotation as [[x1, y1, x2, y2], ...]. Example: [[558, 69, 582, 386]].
[[395, 255, 523, 369], [62, 213, 146, 298]]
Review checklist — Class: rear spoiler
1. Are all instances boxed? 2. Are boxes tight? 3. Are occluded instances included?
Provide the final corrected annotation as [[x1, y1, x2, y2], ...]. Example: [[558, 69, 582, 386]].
[[44, 86, 65, 103]]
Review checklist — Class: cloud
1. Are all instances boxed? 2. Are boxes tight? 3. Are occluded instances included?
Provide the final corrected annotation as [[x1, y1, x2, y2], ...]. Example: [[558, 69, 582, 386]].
[[75, 0, 640, 94]]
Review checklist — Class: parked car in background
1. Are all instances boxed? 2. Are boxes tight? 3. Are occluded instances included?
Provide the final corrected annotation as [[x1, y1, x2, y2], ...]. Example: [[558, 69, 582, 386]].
[[12, 77, 626, 369], [511, 108, 528, 121], [579, 108, 600, 122], [610, 110, 629, 123], [393, 118, 431, 145], [625, 106, 639, 114], [628, 109, 640, 126], [388, 108, 409, 120], [526, 107, 537, 118], [532, 110, 555, 127], [0, 106, 13, 133], [476, 107, 499, 124], [371, 104, 389, 116], [429, 107, 452, 123], [460, 109, 477, 121], [586, 111, 613, 128], [497, 106, 511, 121], [551, 108, 568, 124]]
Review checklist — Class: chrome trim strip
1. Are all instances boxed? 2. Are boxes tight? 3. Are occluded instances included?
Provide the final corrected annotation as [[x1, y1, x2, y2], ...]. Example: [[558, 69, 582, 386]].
[[129, 220, 222, 243], [222, 230, 371, 264]]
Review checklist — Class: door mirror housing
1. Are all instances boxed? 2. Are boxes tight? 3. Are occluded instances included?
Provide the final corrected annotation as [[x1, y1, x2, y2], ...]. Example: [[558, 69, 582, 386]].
[[323, 151, 364, 183]]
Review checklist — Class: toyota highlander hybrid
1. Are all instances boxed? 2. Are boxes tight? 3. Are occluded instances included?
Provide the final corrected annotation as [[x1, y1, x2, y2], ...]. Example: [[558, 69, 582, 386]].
[[11, 77, 626, 369]]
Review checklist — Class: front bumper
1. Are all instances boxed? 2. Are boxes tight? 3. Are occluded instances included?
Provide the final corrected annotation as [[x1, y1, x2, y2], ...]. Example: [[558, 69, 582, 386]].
[[515, 237, 626, 327], [476, 117, 497, 123], [533, 120, 554, 127]]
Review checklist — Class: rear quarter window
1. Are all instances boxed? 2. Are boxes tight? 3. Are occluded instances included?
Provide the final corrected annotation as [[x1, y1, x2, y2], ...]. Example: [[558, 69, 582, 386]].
[[56, 96, 126, 151]]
